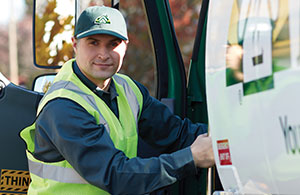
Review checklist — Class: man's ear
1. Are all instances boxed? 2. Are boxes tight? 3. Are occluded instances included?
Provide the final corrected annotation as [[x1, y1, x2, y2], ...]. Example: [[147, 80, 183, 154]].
[[122, 40, 129, 53], [125, 40, 129, 50], [72, 37, 78, 53]]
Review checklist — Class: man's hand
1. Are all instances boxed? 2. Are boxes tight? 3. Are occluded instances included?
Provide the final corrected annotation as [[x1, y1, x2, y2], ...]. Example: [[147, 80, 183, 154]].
[[190, 134, 215, 168]]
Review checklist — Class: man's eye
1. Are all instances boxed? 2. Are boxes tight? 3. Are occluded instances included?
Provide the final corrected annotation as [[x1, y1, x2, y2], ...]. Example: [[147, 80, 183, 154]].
[[90, 41, 98, 46], [111, 41, 121, 47]]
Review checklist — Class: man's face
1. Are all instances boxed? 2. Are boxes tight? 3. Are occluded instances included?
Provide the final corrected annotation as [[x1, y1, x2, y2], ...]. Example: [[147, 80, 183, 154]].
[[72, 34, 127, 89]]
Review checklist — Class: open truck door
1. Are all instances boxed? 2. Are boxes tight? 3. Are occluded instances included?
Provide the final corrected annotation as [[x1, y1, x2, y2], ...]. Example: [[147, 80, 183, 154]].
[[142, 0, 223, 194]]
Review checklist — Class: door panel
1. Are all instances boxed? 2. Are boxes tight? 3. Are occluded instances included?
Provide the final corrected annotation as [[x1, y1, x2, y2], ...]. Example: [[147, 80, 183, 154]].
[[0, 73, 42, 194], [143, 0, 187, 117]]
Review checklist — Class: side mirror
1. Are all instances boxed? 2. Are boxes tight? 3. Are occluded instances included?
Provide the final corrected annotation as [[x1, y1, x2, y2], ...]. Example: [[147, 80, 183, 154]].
[[33, 0, 76, 68], [32, 74, 56, 93]]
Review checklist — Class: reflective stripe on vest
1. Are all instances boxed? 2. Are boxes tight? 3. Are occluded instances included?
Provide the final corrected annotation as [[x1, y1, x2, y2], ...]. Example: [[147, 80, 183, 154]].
[[20, 59, 143, 194], [27, 152, 88, 184]]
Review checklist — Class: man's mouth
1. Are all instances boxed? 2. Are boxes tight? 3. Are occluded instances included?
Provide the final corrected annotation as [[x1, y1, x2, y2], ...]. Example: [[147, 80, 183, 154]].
[[93, 62, 111, 67]]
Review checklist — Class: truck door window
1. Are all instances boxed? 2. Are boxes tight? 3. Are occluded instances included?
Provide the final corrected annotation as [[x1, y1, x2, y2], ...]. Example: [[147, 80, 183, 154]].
[[119, 1, 156, 97], [168, 0, 203, 74]]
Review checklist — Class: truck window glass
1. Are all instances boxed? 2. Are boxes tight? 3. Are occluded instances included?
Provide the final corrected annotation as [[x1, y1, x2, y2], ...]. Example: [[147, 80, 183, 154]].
[[120, 1, 156, 97], [34, 0, 75, 68], [168, 0, 203, 74]]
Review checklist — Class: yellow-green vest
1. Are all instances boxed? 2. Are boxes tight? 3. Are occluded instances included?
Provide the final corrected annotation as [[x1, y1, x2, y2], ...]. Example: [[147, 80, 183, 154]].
[[21, 59, 143, 195]]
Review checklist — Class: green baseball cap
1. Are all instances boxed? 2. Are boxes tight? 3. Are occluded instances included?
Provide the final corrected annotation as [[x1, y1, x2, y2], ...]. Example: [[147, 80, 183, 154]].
[[74, 6, 128, 40]]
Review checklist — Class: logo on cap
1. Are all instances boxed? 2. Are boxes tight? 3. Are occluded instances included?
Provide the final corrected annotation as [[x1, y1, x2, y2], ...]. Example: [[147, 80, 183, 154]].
[[94, 15, 111, 25]]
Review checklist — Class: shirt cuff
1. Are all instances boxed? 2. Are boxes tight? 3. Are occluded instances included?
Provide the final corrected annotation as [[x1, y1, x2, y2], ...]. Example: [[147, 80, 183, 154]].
[[169, 147, 198, 180]]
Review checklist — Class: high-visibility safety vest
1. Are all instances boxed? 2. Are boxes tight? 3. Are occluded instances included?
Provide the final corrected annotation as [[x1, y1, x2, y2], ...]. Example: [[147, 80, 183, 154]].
[[21, 59, 143, 195]]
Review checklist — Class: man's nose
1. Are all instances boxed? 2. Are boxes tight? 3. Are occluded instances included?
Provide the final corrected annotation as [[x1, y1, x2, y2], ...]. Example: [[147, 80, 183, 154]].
[[97, 47, 109, 60]]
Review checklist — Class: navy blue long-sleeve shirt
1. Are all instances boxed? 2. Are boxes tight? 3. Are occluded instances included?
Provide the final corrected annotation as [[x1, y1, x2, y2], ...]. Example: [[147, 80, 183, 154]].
[[33, 61, 207, 194]]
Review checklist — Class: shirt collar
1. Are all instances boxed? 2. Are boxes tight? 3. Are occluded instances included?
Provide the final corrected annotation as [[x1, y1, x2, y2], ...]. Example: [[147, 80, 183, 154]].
[[72, 61, 118, 100]]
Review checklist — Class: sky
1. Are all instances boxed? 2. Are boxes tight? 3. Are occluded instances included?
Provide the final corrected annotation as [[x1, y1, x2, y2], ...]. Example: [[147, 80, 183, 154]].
[[0, 0, 26, 25]]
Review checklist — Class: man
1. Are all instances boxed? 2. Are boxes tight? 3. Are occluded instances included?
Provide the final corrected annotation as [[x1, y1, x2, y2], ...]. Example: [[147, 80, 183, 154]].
[[21, 6, 214, 195]]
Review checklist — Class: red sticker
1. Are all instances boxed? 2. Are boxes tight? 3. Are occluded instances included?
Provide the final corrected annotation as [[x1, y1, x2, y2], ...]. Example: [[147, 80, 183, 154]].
[[217, 139, 232, 165]]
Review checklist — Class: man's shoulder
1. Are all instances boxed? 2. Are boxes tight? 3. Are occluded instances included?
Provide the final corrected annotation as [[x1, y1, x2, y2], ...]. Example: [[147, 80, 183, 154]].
[[36, 97, 98, 130], [131, 79, 150, 98], [40, 97, 87, 118], [114, 74, 151, 101]]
